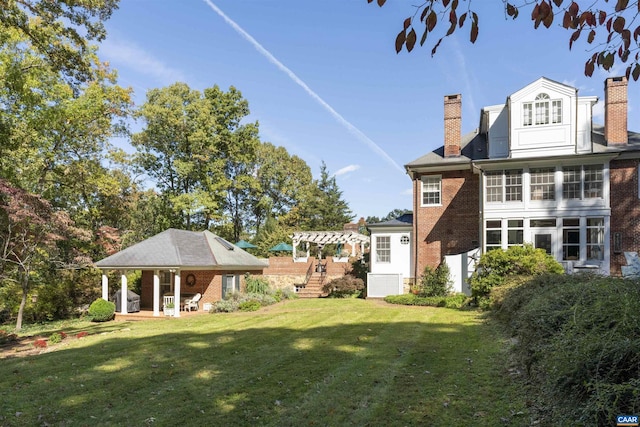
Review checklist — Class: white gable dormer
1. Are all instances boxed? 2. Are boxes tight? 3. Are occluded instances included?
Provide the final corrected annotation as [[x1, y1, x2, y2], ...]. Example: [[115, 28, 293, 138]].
[[510, 77, 577, 158]]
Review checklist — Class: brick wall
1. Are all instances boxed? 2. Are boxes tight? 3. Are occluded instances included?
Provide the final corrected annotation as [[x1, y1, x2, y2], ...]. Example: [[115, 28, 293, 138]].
[[609, 159, 640, 275], [262, 256, 353, 289], [413, 168, 480, 280]]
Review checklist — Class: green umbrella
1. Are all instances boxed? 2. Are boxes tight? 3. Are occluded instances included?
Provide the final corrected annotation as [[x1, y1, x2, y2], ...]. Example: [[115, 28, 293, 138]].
[[235, 239, 257, 249], [269, 242, 293, 252]]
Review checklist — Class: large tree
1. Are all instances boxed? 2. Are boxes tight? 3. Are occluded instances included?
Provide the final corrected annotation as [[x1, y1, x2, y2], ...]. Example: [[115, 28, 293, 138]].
[[0, 179, 89, 330], [0, 0, 120, 86], [132, 83, 260, 232], [370, 0, 640, 81]]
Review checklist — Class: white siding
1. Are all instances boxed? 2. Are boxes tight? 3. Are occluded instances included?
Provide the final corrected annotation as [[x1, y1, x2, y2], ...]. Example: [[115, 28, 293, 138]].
[[369, 228, 412, 278]]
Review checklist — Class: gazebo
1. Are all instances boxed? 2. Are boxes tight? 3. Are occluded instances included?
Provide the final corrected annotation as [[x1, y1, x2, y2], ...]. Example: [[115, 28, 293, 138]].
[[96, 229, 267, 317]]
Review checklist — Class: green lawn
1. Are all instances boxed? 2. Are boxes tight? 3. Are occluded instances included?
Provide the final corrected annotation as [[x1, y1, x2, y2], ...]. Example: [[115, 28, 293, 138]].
[[0, 299, 530, 426]]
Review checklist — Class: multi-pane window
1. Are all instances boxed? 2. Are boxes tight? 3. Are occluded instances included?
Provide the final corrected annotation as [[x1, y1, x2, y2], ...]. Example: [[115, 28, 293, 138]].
[[485, 170, 522, 203], [523, 103, 533, 126], [563, 167, 581, 199], [535, 93, 550, 125], [422, 176, 441, 206], [376, 236, 390, 263], [523, 93, 562, 126], [505, 170, 523, 201], [486, 172, 503, 202], [584, 165, 603, 198], [587, 218, 604, 260], [552, 100, 562, 124], [507, 220, 524, 247], [530, 168, 556, 201], [562, 218, 580, 260], [562, 165, 603, 200], [485, 220, 502, 251], [400, 235, 410, 245]]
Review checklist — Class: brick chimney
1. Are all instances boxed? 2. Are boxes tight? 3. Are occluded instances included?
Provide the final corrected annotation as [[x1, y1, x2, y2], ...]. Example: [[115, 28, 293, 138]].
[[444, 94, 461, 157], [604, 76, 628, 145]]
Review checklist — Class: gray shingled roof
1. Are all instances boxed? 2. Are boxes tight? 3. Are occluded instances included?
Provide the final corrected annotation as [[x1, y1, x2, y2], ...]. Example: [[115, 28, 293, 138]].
[[95, 228, 267, 270], [367, 213, 413, 229], [405, 129, 486, 170]]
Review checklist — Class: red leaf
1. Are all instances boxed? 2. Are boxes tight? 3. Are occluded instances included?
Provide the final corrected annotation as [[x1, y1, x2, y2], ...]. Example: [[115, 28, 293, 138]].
[[421, 6, 430, 22], [606, 17, 613, 32], [427, 10, 437, 32], [459, 12, 467, 28], [634, 26, 640, 42], [395, 30, 406, 53], [599, 11, 606, 25], [587, 29, 596, 43], [449, 9, 457, 25], [443, 0, 451, 7], [506, 3, 518, 19], [622, 29, 631, 49], [470, 20, 479, 43], [553, 0, 563, 6], [446, 20, 456, 36], [403, 17, 411, 30], [406, 28, 417, 52], [420, 28, 428, 46], [569, 1, 579, 16], [562, 11, 573, 29], [615, 0, 629, 12], [613, 16, 626, 33], [377, 0, 386, 6], [569, 29, 581, 49], [585, 59, 595, 77], [632, 63, 640, 81], [431, 38, 443, 56], [543, 11, 554, 28]]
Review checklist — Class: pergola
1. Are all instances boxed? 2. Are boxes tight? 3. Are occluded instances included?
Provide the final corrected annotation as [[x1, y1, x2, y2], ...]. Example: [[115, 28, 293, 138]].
[[291, 231, 369, 259]]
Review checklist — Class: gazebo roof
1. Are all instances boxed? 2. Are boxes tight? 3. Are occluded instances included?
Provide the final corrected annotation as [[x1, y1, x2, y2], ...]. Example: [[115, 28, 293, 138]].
[[96, 228, 268, 270]]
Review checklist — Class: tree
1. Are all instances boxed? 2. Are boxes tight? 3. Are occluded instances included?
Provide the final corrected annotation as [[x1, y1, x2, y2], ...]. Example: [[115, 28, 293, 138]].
[[132, 83, 231, 230], [369, 0, 640, 81], [250, 142, 313, 235], [0, 0, 120, 86], [297, 162, 354, 230], [0, 179, 89, 330]]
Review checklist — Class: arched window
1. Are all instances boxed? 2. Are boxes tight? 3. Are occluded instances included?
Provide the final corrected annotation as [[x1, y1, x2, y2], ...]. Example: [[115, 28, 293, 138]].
[[523, 93, 562, 126]]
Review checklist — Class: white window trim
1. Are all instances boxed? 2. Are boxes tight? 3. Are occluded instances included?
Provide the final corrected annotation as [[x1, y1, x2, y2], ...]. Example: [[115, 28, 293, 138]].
[[375, 235, 391, 264], [421, 175, 442, 207]]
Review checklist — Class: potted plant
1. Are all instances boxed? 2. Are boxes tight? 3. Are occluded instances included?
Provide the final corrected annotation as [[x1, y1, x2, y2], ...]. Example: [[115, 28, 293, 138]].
[[163, 302, 175, 316]]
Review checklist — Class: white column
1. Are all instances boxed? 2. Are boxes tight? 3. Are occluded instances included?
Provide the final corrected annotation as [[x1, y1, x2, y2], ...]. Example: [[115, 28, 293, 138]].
[[153, 270, 160, 317], [292, 243, 297, 260], [174, 270, 181, 318], [101, 273, 109, 301], [120, 271, 128, 314]]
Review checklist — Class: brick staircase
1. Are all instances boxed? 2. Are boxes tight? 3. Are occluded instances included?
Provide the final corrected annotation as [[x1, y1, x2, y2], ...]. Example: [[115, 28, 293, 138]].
[[296, 271, 328, 298]]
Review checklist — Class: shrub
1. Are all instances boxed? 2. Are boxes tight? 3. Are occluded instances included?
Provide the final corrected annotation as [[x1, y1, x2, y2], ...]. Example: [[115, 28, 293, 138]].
[[33, 339, 47, 348], [0, 329, 17, 345], [88, 298, 116, 322], [48, 332, 64, 344], [384, 293, 469, 309], [469, 244, 563, 304], [322, 275, 364, 298], [76, 331, 89, 338], [416, 261, 452, 297], [238, 300, 262, 312], [495, 274, 640, 425], [245, 275, 271, 294], [211, 299, 239, 313]]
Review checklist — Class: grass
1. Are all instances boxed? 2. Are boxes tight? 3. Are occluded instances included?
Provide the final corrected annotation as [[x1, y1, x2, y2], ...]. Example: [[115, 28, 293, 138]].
[[0, 299, 530, 426]]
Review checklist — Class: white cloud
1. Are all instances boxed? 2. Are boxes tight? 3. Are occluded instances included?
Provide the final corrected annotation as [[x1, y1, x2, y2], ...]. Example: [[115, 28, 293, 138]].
[[334, 164, 361, 177], [401, 188, 413, 196], [100, 38, 186, 86]]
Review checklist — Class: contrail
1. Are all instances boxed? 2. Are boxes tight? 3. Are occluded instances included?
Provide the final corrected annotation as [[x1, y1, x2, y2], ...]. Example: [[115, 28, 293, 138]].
[[202, 0, 405, 175]]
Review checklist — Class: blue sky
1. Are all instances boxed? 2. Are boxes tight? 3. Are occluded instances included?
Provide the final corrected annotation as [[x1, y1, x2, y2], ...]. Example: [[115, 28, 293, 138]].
[[98, 1, 640, 221]]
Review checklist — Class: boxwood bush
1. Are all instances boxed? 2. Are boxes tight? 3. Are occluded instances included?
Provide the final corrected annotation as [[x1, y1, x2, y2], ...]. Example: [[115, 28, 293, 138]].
[[87, 298, 115, 322], [384, 293, 469, 309]]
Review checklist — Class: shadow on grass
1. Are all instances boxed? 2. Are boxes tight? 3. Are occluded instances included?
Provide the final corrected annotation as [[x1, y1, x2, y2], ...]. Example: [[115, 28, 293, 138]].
[[0, 308, 526, 426]]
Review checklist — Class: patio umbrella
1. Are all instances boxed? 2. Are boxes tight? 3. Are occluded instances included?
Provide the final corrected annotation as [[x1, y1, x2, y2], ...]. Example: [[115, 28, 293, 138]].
[[235, 239, 257, 249], [269, 242, 293, 252]]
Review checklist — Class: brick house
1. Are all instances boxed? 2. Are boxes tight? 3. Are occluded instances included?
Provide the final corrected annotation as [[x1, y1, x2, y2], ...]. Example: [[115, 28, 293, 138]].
[[404, 76, 640, 287]]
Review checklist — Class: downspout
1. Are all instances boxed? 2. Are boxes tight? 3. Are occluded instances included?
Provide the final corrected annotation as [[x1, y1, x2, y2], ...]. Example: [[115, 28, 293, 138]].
[[413, 174, 419, 284]]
